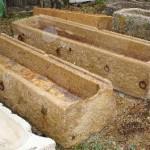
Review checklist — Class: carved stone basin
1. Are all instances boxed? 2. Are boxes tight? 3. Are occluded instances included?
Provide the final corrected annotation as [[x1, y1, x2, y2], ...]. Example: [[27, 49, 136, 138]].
[[0, 106, 26, 150], [0, 103, 56, 150]]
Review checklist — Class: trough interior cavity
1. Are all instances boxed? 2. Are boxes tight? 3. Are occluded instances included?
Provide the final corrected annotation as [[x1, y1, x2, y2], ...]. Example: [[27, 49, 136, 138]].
[[28, 17, 93, 45], [24, 16, 150, 62], [0, 37, 99, 100], [0, 54, 81, 102]]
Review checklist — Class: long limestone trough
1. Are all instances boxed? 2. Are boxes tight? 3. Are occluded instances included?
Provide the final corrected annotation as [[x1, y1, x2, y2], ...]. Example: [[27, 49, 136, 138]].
[[0, 34, 114, 148], [12, 15, 150, 99], [33, 7, 112, 30], [0, 103, 56, 150]]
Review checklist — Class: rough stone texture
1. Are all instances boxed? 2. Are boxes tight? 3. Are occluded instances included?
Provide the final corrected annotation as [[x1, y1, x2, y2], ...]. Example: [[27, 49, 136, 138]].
[[33, 7, 112, 30], [113, 8, 150, 41], [104, 0, 150, 15], [0, 34, 114, 148], [12, 15, 150, 99]]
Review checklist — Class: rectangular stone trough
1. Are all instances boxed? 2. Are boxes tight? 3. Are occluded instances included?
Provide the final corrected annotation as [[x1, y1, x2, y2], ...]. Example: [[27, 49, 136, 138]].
[[33, 7, 112, 30], [0, 34, 114, 148], [104, 0, 150, 15], [12, 15, 150, 99], [113, 8, 150, 41]]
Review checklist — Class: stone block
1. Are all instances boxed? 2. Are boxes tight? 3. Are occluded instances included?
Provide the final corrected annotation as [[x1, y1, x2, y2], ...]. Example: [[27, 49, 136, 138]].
[[113, 8, 150, 41], [104, 0, 150, 15]]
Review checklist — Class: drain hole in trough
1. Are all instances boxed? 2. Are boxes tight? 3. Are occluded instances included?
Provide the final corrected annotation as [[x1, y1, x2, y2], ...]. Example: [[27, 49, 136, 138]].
[[0, 81, 4, 91], [41, 105, 48, 116], [68, 48, 72, 52], [139, 80, 147, 90], [56, 47, 62, 56], [104, 65, 110, 73], [18, 33, 25, 42], [71, 136, 76, 140]]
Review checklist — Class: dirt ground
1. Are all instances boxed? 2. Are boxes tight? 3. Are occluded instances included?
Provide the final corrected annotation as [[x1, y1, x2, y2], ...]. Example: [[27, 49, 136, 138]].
[[0, 8, 149, 150], [0, 11, 32, 36]]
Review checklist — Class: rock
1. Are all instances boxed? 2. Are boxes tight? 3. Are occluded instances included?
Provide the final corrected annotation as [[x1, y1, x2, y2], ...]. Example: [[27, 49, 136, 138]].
[[113, 8, 150, 40], [104, 0, 150, 15]]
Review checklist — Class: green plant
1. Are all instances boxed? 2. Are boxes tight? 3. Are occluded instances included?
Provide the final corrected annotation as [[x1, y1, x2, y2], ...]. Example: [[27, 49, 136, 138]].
[[96, 0, 106, 4], [129, 144, 137, 150], [0, 0, 5, 17], [63, 0, 69, 6]]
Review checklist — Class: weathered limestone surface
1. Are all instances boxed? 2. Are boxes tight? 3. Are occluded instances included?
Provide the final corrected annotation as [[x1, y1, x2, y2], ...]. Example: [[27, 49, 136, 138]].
[[33, 7, 112, 30], [13, 15, 150, 99], [104, 0, 150, 15], [0, 103, 56, 150], [0, 34, 114, 148], [113, 8, 150, 41]]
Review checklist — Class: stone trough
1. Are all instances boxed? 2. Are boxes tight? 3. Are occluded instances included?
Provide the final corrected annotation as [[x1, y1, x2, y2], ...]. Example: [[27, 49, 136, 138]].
[[0, 103, 56, 150], [12, 15, 150, 99], [0, 34, 114, 148], [113, 8, 150, 41], [33, 7, 112, 30]]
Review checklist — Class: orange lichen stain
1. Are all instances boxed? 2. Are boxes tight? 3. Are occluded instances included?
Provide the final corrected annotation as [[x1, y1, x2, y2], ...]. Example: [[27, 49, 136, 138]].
[[31, 78, 54, 91], [48, 88, 64, 97], [0, 54, 80, 101], [21, 69, 37, 80]]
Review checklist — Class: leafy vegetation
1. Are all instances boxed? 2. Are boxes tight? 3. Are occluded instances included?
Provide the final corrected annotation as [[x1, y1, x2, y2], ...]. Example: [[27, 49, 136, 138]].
[[0, 0, 5, 17], [96, 0, 106, 5]]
